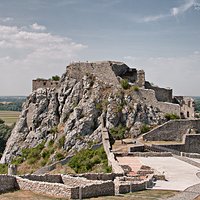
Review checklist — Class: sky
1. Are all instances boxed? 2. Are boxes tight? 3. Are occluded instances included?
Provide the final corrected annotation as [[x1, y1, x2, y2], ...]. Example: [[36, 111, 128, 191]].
[[0, 0, 200, 96]]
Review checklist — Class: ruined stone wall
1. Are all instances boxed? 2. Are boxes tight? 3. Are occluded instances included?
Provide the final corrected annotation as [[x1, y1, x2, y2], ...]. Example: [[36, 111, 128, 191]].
[[143, 119, 200, 142], [145, 81, 172, 102], [70, 181, 115, 199], [32, 80, 59, 91], [71, 173, 122, 181], [137, 89, 180, 116], [20, 174, 62, 183], [114, 177, 151, 194], [0, 175, 16, 193], [66, 61, 120, 85]]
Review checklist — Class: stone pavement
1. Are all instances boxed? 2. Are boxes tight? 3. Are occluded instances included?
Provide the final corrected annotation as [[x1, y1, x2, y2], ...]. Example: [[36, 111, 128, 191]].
[[139, 157, 200, 191]]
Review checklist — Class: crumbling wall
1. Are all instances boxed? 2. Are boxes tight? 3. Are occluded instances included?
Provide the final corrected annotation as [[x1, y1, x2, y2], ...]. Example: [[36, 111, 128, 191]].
[[32, 79, 59, 91], [173, 96, 195, 119], [20, 174, 62, 183], [137, 89, 180, 116], [145, 81, 172, 102]]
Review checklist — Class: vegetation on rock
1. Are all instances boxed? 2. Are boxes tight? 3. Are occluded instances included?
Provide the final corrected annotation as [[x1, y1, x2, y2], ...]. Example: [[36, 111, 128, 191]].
[[68, 146, 111, 173], [164, 113, 180, 121]]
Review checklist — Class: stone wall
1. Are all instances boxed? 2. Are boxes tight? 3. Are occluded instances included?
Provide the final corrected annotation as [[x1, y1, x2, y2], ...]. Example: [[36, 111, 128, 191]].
[[16, 176, 72, 198], [137, 89, 180, 116], [71, 173, 122, 181], [114, 176, 153, 194], [20, 174, 62, 183], [0, 175, 17, 193], [173, 96, 195, 119], [145, 81, 172, 102], [143, 119, 200, 141], [32, 79, 59, 91]]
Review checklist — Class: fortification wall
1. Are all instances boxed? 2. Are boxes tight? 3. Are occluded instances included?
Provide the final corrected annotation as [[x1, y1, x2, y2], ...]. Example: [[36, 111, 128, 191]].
[[145, 81, 172, 102], [0, 175, 16, 193], [143, 119, 200, 141], [138, 89, 180, 116], [32, 80, 59, 91]]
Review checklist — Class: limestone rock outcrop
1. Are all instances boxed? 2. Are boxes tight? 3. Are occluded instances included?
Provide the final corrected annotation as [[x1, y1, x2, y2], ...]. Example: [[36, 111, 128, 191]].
[[1, 61, 174, 163]]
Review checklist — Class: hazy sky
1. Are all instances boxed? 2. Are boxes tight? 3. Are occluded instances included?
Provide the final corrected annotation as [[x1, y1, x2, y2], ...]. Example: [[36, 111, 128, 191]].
[[0, 0, 200, 96]]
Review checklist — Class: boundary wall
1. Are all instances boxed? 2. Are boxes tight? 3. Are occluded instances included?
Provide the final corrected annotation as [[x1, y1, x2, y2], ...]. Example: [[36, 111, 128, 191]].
[[143, 119, 200, 141]]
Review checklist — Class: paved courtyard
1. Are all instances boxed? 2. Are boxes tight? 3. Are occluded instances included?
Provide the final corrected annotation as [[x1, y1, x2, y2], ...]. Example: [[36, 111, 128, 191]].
[[118, 156, 200, 191]]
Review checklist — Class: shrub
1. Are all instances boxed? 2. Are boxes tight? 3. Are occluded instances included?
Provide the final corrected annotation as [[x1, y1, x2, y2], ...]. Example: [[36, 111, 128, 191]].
[[120, 79, 130, 90], [51, 75, 60, 81], [58, 136, 65, 148], [140, 124, 151, 134], [68, 146, 110, 173], [48, 139, 54, 147], [165, 113, 180, 121], [49, 126, 58, 134], [95, 103, 102, 111], [55, 152, 65, 161], [0, 164, 8, 174], [132, 85, 139, 91], [110, 124, 126, 140]]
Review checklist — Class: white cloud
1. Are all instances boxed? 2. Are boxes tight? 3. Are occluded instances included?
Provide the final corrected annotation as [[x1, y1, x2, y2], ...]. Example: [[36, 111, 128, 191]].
[[0, 23, 87, 95], [123, 52, 200, 96], [139, 0, 200, 23], [140, 14, 169, 23], [170, 0, 195, 16], [0, 17, 13, 22], [30, 23, 47, 31]]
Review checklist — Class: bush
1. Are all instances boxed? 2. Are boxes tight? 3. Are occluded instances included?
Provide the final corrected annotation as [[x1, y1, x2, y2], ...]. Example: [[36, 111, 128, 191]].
[[58, 136, 65, 148], [120, 79, 130, 90], [165, 113, 180, 121], [51, 75, 60, 81], [0, 164, 8, 174], [140, 124, 150, 134], [68, 146, 110, 173], [55, 152, 65, 161], [132, 85, 139, 91], [110, 124, 126, 140]]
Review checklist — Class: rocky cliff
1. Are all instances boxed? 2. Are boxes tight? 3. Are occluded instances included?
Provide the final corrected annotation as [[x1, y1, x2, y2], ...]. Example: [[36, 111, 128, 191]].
[[1, 61, 168, 164]]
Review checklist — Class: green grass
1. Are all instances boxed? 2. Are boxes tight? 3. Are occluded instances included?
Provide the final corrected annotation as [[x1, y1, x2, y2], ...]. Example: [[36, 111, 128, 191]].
[[0, 110, 20, 125]]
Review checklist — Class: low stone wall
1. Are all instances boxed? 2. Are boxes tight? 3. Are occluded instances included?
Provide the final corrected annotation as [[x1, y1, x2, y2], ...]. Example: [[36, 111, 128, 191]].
[[16, 176, 72, 198], [20, 174, 62, 183], [0, 175, 17, 193], [116, 151, 172, 157], [143, 119, 200, 141], [102, 127, 124, 174], [71, 181, 115, 199], [71, 173, 123, 181], [114, 176, 152, 194]]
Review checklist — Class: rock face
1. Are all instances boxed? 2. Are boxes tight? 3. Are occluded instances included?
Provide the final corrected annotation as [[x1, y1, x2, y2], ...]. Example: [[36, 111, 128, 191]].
[[1, 61, 174, 164]]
